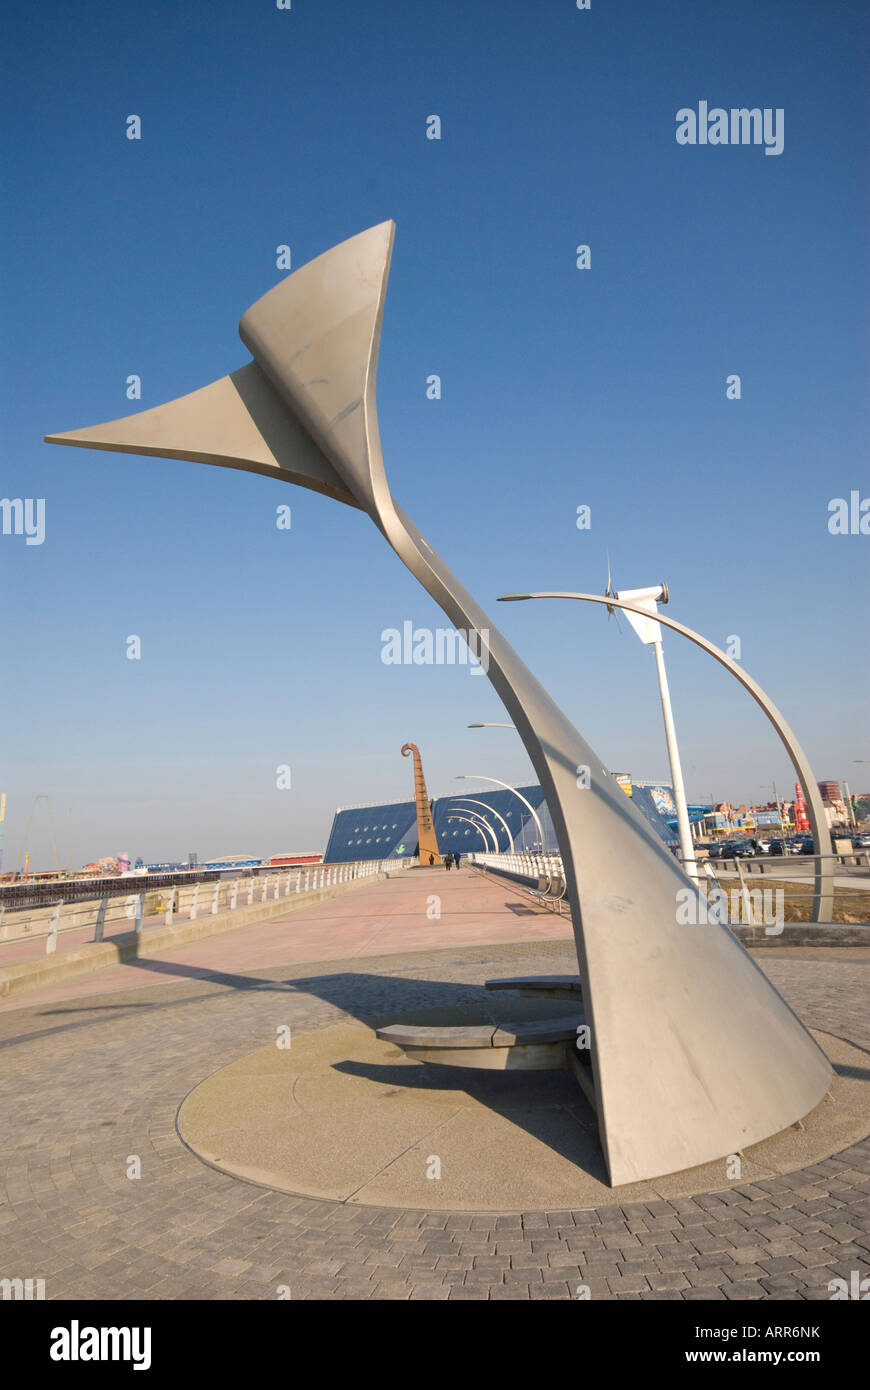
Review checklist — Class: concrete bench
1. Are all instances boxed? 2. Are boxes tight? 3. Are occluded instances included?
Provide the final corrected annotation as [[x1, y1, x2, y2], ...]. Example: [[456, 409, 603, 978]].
[[485, 975, 583, 1001], [376, 1015, 584, 1072]]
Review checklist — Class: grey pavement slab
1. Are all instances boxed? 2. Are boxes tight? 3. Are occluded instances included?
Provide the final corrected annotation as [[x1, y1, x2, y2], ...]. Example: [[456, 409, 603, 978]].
[[0, 938, 867, 1301]]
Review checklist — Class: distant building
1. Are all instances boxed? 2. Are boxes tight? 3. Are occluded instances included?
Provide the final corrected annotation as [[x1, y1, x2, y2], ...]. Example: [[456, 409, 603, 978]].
[[323, 777, 681, 862], [818, 780, 842, 803], [201, 855, 262, 871], [265, 852, 323, 866], [323, 788, 550, 863]]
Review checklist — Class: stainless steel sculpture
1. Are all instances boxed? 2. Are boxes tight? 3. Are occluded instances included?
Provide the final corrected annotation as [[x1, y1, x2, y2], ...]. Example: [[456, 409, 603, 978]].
[[45, 221, 832, 1185]]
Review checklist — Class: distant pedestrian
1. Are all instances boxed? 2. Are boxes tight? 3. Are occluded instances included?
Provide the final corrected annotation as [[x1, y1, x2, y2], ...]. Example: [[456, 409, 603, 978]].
[[444, 852, 453, 870], [453, 852, 461, 869]]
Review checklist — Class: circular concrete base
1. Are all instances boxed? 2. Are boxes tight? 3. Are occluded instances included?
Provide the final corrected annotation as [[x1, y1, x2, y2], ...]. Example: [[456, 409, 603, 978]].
[[176, 1013, 869, 1212]]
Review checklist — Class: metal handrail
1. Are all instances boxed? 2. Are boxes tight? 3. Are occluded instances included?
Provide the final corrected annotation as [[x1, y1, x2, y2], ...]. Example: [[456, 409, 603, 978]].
[[471, 848, 868, 925], [468, 850, 569, 914], [0, 855, 412, 953]]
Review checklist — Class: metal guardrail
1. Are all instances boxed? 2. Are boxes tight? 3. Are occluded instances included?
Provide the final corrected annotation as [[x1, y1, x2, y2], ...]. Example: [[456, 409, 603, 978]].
[[0, 859, 326, 910], [469, 851, 569, 914], [0, 857, 415, 955], [471, 849, 869, 929], [698, 851, 869, 925]]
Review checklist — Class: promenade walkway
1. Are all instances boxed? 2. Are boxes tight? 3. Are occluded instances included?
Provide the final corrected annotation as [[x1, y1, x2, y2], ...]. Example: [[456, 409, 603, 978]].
[[0, 865, 867, 1302], [0, 866, 571, 1015]]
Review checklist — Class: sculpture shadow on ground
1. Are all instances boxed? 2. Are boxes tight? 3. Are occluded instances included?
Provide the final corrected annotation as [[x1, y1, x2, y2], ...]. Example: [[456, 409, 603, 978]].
[[275, 968, 606, 1180], [332, 1057, 605, 1181]]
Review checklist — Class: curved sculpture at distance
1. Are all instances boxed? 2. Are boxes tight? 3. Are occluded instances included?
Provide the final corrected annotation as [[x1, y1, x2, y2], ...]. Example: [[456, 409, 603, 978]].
[[401, 743, 441, 865], [45, 222, 832, 1185]]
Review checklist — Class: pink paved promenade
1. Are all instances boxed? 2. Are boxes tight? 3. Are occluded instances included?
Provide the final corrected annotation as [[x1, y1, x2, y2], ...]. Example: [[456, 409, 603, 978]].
[[0, 867, 572, 1014]]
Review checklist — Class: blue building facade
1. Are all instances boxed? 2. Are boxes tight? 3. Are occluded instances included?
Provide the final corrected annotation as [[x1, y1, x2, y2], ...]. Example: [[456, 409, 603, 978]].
[[323, 781, 679, 861], [323, 799, 418, 863], [433, 785, 546, 856]]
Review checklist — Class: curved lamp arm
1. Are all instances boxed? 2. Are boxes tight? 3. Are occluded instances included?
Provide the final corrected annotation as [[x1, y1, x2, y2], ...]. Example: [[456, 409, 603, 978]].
[[452, 797, 515, 851], [500, 591, 833, 922], [447, 815, 491, 850]]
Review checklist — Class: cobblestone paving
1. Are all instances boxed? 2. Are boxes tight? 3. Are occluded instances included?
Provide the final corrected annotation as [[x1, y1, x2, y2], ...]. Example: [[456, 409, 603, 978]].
[[0, 941, 868, 1301]]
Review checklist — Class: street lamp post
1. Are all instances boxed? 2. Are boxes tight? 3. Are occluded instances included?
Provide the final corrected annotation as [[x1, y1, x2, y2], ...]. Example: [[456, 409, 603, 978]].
[[453, 797, 515, 851], [853, 765, 870, 830], [504, 583, 698, 878], [458, 808, 500, 852], [760, 782, 785, 838], [447, 814, 494, 852], [464, 726, 522, 850], [610, 583, 695, 876], [455, 775, 546, 852], [645, 603, 698, 878], [842, 780, 856, 829], [499, 589, 833, 918]]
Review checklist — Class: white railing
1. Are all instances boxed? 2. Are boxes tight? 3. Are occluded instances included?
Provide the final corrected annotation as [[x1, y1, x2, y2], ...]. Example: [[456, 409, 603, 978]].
[[470, 850, 867, 928], [0, 855, 416, 955], [701, 852, 869, 925], [468, 851, 568, 913]]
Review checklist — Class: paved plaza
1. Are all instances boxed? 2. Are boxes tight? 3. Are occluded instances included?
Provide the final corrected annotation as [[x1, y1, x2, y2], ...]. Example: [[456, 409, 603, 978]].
[[1, 868, 868, 1300]]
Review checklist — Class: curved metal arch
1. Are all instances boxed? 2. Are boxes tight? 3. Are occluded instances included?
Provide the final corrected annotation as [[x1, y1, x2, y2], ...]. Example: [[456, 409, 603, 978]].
[[447, 815, 492, 851], [448, 806, 499, 852], [452, 797, 515, 851], [458, 811, 497, 850], [500, 592, 833, 922], [458, 775, 546, 851]]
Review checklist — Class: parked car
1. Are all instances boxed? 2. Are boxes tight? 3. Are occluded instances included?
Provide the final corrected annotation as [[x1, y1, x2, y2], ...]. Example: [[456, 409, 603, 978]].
[[718, 840, 756, 859], [733, 840, 757, 858], [768, 838, 787, 856], [755, 838, 772, 854], [853, 833, 870, 849]]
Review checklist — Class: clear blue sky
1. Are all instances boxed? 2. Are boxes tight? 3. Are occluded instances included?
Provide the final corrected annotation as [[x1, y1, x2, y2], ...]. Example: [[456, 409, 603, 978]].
[[2, 0, 867, 869]]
